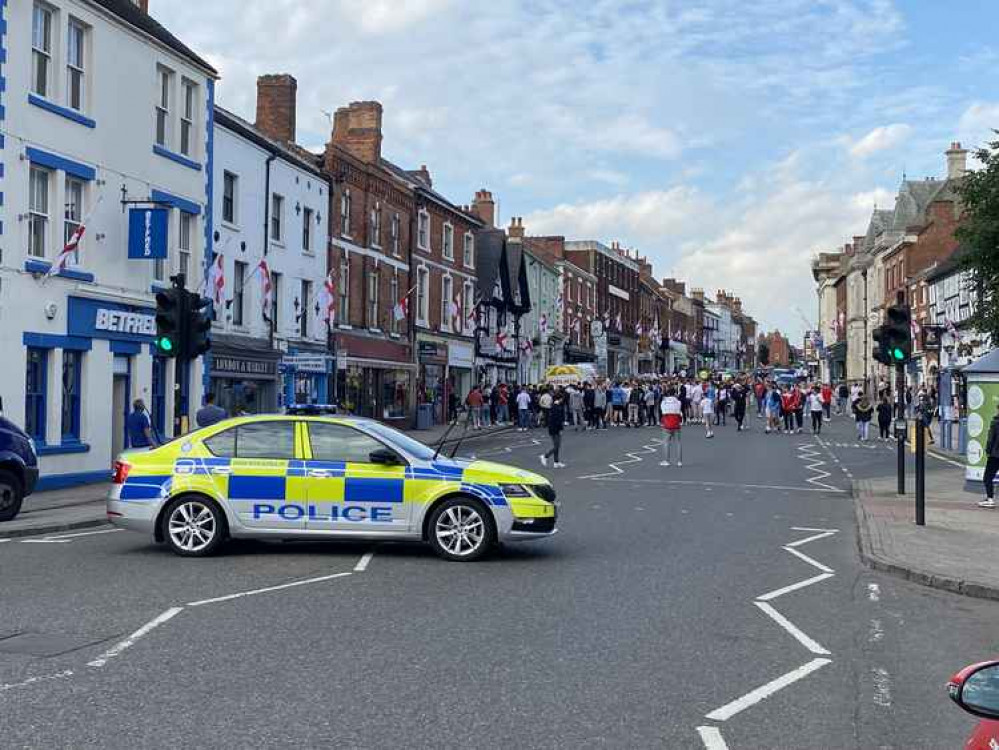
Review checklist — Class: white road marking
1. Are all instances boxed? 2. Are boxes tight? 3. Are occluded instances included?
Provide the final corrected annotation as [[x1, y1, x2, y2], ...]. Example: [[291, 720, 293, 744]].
[[869, 618, 884, 643], [580, 477, 845, 493], [867, 583, 880, 602], [782, 545, 834, 574], [757, 572, 834, 602], [20, 528, 122, 544], [754, 601, 831, 655], [797, 443, 839, 491], [577, 439, 662, 479], [872, 667, 892, 707], [786, 530, 838, 548], [0, 669, 75, 693], [87, 607, 183, 668], [354, 552, 374, 572], [705, 658, 832, 722], [0, 539, 11, 544], [790, 526, 838, 533], [696, 725, 729, 750], [927, 450, 964, 469], [186, 571, 352, 607]]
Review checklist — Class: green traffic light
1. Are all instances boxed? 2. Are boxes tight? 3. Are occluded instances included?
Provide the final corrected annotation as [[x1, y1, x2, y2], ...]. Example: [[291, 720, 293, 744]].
[[892, 347, 904, 360], [156, 336, 175, 353]]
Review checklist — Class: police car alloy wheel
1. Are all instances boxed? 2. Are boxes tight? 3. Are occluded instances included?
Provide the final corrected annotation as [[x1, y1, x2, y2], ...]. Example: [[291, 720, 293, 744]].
[[162, 496, 225, 557], [429, 498, 495, 562]]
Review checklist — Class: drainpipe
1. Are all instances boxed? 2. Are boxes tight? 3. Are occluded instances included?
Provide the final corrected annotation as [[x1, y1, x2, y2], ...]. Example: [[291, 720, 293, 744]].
[[264, 153, 277, 350]]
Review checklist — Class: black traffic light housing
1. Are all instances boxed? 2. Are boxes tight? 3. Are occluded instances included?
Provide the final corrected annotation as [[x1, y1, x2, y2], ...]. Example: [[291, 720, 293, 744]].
[[872, 323, 890, 364], [884, 303, 912, 364], [184, 291, 211, 359], [154, 283, 184, 358]]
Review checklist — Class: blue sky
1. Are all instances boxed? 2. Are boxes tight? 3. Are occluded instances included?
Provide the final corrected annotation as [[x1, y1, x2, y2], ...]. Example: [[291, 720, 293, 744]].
[[155, 0, 999, 340]]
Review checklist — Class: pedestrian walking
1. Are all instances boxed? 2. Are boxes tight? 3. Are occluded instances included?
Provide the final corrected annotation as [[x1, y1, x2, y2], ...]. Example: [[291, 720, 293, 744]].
[[539, 388, 553, 428], [701, 385, 715, 438], [496, 382, 510, 426], [570, 385, 585, 431], [918, 395, 936, 445], [732, 380, 748, 431], [715, 384, 728, 426], [837, 382, 849, 415], [126, 399, 158, 449], [755, 380, 766, 418], [628, 382, 644, 427], [765, 384, 782, 434], [690, 381, 703, 425], [808, 387, 824, 434], [781, 387, 796, 434], [539, 391, 566, 468], [820, 383, 833, 422], [854, 395, 873, 441], [979, 403, 999, 509], [876, 394, 892, 440], [583, 382, 596, 430], [659, 387, 683, 466], [644, 385, 657, 427]]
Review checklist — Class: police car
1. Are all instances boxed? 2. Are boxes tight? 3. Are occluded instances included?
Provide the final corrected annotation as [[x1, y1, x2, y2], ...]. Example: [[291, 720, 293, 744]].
[[107, 415, 557, 561]]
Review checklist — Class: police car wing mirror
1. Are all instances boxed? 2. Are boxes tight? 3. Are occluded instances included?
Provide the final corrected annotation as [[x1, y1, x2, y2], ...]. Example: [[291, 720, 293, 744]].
[[369, 447, 402, 466]]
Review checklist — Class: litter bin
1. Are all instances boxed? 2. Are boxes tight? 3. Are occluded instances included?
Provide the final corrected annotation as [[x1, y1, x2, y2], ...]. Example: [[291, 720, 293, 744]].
[[416, 403, 434, 430]]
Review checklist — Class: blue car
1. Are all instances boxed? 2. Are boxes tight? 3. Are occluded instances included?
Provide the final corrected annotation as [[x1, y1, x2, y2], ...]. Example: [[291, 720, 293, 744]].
[[0, 415, 39, 522]]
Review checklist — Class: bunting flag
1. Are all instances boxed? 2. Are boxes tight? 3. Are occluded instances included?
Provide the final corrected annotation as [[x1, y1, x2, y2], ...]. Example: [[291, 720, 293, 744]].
[[945, 317, 959, 340], [539, 312, 548, 336], [393, 284, 416, 322], [520, 338, 534, 356], [317, 271, 336, 323], [635, 320, 643, 338], [249, 259, 273, 319], [448, 295, 460, 328], [496, 329, 509, 352], [652, 313, 661, 345], [910, 315, 921, 343], [208, 252, 226, 306], [615, 312, 622, 331]]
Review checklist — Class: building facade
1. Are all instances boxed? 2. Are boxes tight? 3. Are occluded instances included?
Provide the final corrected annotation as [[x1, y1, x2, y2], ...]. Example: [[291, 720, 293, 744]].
[[2, 0, 216, 488]]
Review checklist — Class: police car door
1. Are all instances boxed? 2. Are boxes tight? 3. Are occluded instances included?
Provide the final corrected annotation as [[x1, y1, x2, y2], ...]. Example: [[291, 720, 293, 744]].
[[303, 422, 410, 534], [224, 420, 307, 531]]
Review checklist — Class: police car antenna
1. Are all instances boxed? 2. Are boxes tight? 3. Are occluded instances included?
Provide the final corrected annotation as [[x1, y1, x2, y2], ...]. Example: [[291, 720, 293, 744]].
[[448, 408, 474, 459], [431, 411, 464, 461]]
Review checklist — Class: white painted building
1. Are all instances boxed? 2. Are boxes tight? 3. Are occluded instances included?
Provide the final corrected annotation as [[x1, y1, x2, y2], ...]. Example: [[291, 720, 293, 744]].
[[211, 101, 330, 415], [0, 0, 217, 488]]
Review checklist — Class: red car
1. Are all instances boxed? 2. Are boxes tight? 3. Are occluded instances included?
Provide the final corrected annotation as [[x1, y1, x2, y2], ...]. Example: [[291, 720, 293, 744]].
[[948, 660, 999, 749]]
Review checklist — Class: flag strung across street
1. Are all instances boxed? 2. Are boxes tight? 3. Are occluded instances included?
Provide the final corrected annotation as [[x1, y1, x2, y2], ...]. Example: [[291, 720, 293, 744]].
[[249, 259, 272, 320], [317, 271, 336, 324], [539, 312, 548, 336]]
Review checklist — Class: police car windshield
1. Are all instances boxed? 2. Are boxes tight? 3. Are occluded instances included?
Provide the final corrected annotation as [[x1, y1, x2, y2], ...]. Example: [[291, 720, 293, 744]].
[[363, 422, 437, 461]]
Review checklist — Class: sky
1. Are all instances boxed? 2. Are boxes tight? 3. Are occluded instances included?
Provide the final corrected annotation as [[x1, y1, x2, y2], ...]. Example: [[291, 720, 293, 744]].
[[153, 0, 999, 342]]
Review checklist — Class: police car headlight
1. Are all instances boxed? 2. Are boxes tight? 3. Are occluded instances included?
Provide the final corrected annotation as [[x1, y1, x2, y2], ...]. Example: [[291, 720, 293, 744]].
[[499, 483, 531, 498]]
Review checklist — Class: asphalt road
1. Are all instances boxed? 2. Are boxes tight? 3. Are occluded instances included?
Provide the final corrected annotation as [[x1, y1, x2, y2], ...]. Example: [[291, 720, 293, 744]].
[[1, 412, 995, 749]]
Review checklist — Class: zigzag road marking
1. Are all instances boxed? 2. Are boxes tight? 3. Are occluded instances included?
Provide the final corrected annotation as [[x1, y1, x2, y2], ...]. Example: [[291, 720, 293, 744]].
[[697, 527, 838, 747], [473, 437, 541, 457], [797, 443, 840, 492], [578, 438, 663, 480]]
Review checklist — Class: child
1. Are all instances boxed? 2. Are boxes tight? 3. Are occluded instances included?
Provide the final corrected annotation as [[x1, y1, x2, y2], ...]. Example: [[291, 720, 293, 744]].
[[659, 388, 683, 467], [701, 384, 715, 438]]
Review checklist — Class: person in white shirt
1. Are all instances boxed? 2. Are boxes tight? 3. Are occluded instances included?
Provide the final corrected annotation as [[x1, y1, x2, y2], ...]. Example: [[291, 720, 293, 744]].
[[659, 388, 683, 467], [700, 386, 714, 438], [807, 387, 825, 434], [689, 382, 703, 424], [516, 387, 532, 431]]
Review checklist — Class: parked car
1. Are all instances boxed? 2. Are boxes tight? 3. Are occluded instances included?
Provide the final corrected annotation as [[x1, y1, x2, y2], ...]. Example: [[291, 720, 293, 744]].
[[947, 659, 999, 749], [0, 414, 39, 522]]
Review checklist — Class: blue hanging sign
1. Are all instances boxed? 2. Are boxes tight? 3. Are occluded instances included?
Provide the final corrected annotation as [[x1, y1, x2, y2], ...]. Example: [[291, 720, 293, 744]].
[[127, 207, 168, 259]]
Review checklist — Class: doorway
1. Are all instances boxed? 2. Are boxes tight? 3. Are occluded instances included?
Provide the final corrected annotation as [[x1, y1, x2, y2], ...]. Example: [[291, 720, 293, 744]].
[[112, 355, 131, 461]]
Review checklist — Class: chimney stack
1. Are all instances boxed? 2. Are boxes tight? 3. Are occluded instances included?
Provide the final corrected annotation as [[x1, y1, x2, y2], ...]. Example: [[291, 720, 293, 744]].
[[411, 164, 432, 188], [255, 74, 297, 143], [946, 141, 968, 179], [471, 189, 495, 227], [508, 217, 525, 239], [331, 101, 383, 164]]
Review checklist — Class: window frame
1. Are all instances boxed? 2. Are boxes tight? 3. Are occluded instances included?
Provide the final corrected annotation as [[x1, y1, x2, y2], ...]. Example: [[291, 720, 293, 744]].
[[60, 349, 82, 441], [155, 65, 173, 148], [180, 78, 197, 158], [300, 279, 311, 338], [222, 171, 238, 225], [31, 3, 53, 99], [63, 175, 85, 265], [416, 266, 429, 326], [370, 202, 382, 249], [66, 17, 87, 112], [441, 275, 453, 332], [338, 257, 350, 324], [232, 260, 246, 326], [270, 193, 284, 243], [391, 213, 401, 257], [340, 189, 351, 238], [462, 281, 475, 333], [28, 165, 51, 259], [417, 209, 430, 252], [302, 207, 313, 253], [306, 422, 402, 465], [270, 271, 281, 330], [178, 212, 193, 278], [25, 347, 48, 442], [442, 222, 454, 261], [463, 232, 475, 269], [367, 270, 379, 330], [389, 272, 400, 335], [206, 421, 298, 461]]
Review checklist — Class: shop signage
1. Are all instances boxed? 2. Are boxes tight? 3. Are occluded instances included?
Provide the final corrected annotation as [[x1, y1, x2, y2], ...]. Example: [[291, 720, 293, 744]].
[[127, 208, 168, 260], [418, 341, 447, 363], [213, 356, 276, 377], [448, 343, 474, 368], [67, 296, 156, 342], [608, 284, 630, 301], [281, 354, 331, 373]]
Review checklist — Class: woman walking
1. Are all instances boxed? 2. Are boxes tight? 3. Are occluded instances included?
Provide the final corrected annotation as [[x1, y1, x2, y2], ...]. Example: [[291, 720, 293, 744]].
[[854, 395, 874, 442], [539, 390, 567, 468], [732, 379, 748, 432], [876, 394, 892, 440], [808, 387, 825, 434]]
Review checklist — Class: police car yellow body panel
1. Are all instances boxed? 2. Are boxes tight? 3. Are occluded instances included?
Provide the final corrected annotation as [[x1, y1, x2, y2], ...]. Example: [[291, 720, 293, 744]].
[[107, 415, 557, 561]]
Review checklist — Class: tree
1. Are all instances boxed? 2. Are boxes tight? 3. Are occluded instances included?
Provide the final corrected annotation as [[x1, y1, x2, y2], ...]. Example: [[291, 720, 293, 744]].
[[955, 135, 999, 344]]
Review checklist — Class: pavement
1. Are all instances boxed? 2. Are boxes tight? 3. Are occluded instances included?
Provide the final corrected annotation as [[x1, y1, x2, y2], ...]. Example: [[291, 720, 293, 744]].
[[854, 459, 999, 601], [1, 412, 996, 748], [1, 417, 513, 539]]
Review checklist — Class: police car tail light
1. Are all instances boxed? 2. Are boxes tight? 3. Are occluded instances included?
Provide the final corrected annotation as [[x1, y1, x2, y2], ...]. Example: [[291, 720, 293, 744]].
[[112, 460, 132, 485]]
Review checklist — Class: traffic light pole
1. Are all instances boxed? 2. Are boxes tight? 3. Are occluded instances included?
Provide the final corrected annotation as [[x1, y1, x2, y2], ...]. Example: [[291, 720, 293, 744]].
[[915, 399, 926, 525], [896, 361, 905, 496]]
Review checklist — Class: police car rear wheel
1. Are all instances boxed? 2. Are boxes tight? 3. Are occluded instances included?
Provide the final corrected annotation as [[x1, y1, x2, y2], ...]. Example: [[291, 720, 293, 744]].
[[162, 496, 225, 557], [429, 498, 494, 562]]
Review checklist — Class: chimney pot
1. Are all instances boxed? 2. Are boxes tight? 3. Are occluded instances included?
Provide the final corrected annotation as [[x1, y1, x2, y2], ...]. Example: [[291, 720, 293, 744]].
[[330, 101, 383, 164], [255, 74, 298, 143], [470, 189, 496, 227], [946, 140, 968, 180]]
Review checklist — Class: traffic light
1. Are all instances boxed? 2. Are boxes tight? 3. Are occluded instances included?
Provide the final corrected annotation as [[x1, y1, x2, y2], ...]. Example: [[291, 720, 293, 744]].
[[154, 287, 183, 358], [184, 291, 212, 359], [885, 303, 912, 363], [872, 324, 890, 364]]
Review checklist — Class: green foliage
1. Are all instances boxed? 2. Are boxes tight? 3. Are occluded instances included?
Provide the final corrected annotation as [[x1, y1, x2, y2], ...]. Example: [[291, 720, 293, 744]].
[[955, 134, 999, 344]]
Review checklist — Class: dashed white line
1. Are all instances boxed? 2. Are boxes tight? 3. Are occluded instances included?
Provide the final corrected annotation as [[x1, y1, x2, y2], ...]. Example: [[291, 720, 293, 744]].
[[20, 528, 123, 544], [754, 601, 831, 655], [186, 571, 352, 607], [757, 572, 834, 602], [705, 658, 832, 722], [354, 552, 374, 572], [872, 667, 892, 707], [869, 618, 884, 643], [0, 669, 75, 693], [696, 725, 729, 750], [87, 607, 183, 668], [867, 583, 880, 602]]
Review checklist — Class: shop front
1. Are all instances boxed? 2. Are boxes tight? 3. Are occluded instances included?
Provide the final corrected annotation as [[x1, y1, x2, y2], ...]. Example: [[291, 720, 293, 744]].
[[607, 335, 637, 379], [334, 333, 414, 424], [448, 342, 475, 415], [209, 335, 281, 416], [280, 348, 332, 407], [418, 341, 448, 425]]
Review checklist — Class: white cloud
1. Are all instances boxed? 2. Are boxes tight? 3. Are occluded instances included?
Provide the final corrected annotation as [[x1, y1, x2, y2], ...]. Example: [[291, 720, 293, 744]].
[[340, 0, 454, 35], [522, 188, 709, 245], [848, 124, 912, 158], [957, 102, 999, 151]]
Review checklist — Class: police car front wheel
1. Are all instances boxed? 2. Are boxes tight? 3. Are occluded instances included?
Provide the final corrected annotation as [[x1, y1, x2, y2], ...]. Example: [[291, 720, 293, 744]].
[[428, 498, 495, 562], [162, 496, 226, 557]]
